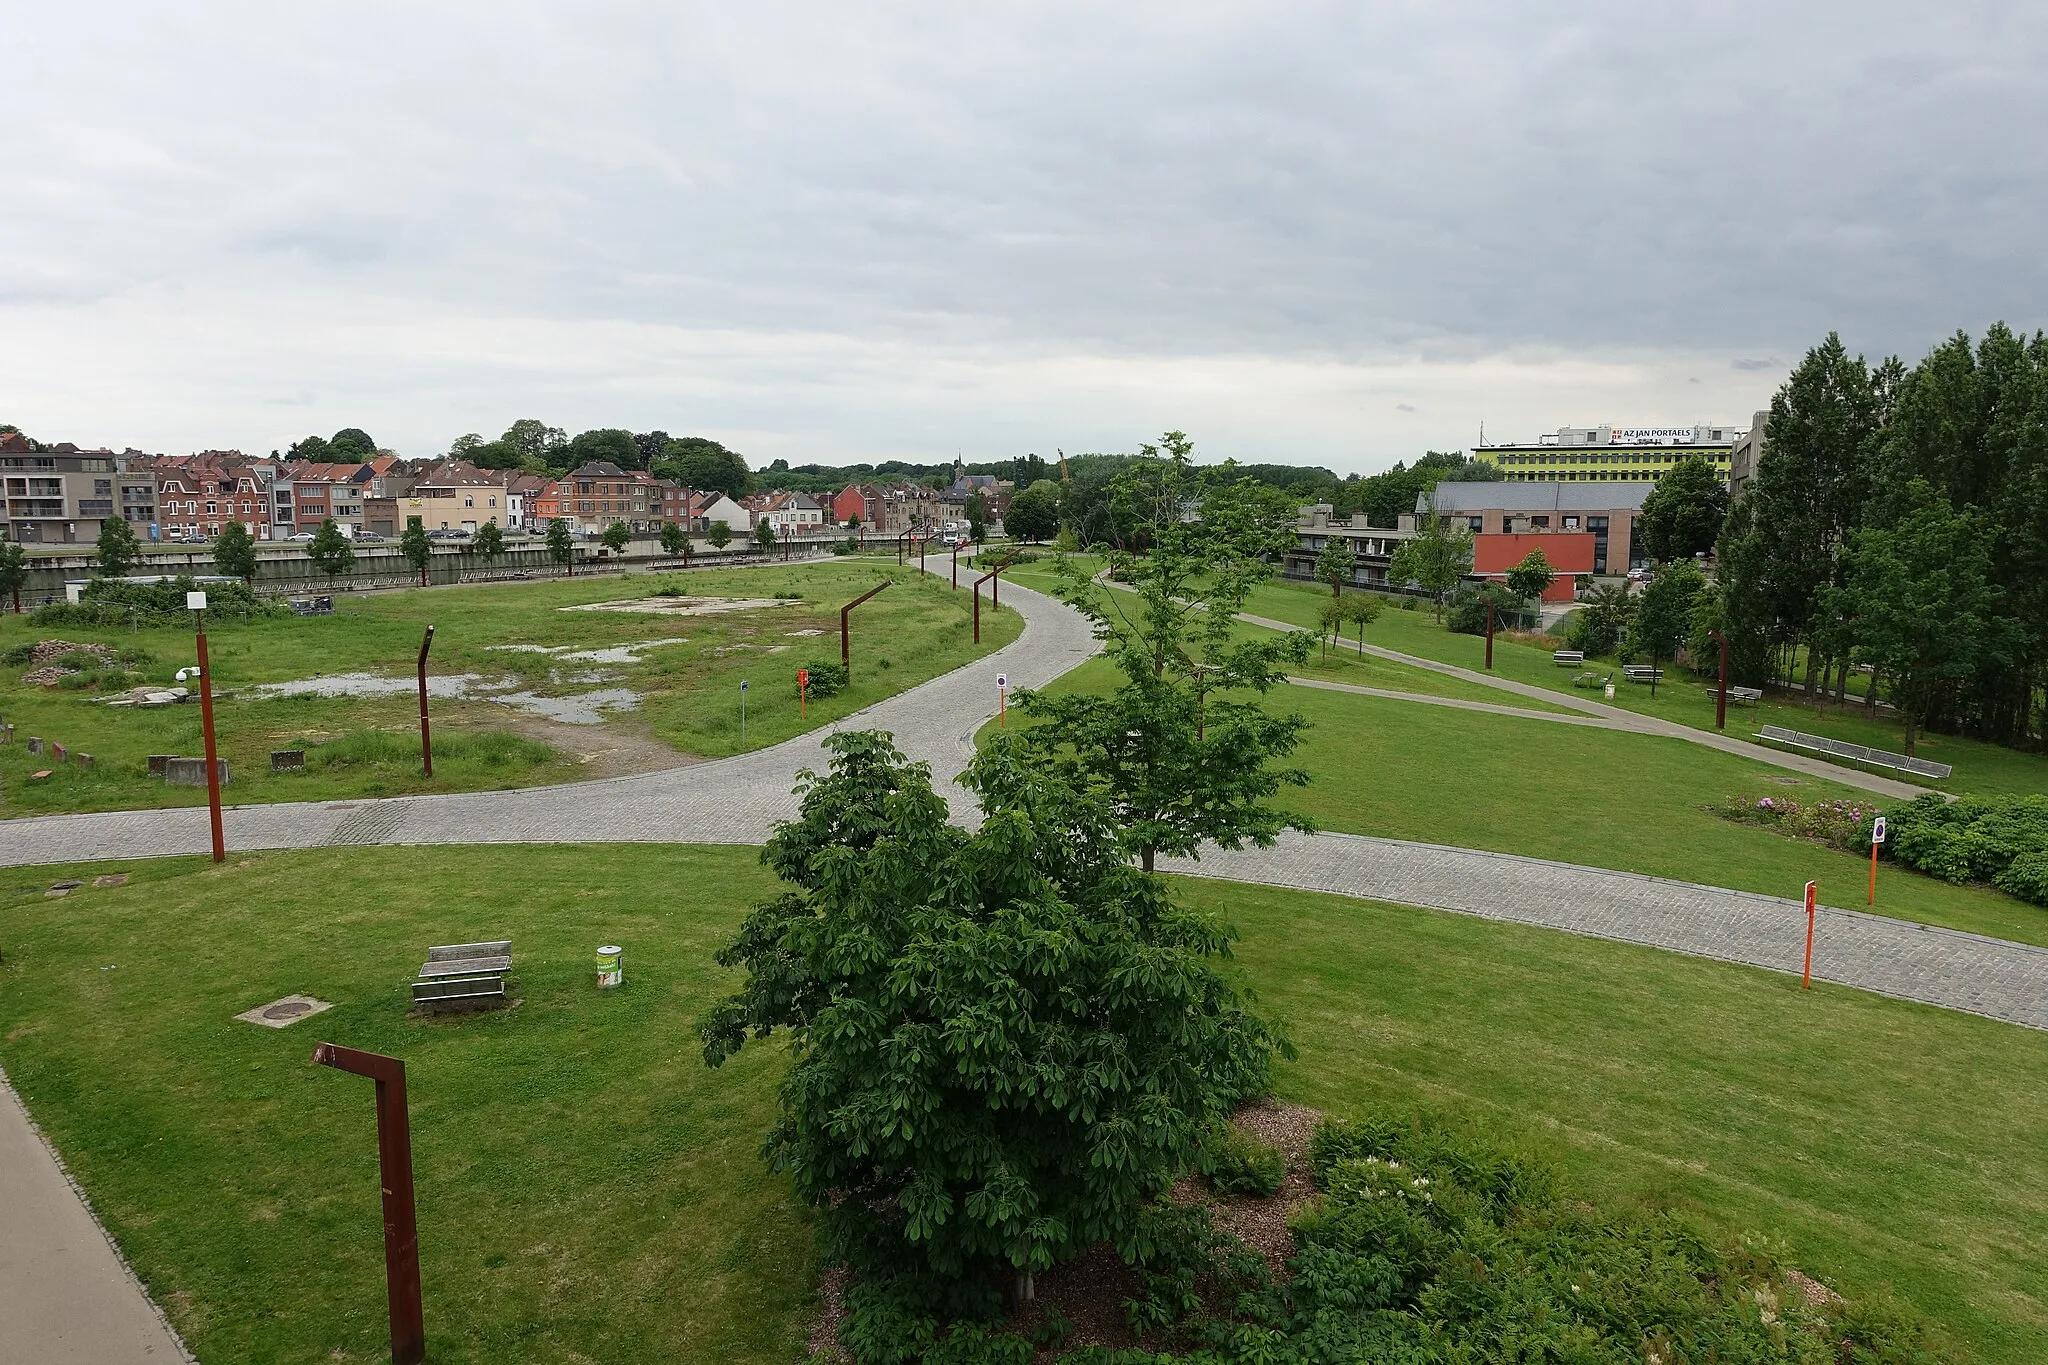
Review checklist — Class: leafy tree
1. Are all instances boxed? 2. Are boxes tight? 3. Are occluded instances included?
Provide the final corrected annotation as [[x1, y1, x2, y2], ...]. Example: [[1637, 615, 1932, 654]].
[[545, 517, 574, 575], [699, 732, 1282, 1310], [568, 428, 643, 472], [95, 516, 142, 578], [401, 516, 433, 585], [502, 419, 568, 468], [1636, 456, 1731, 563], [1386, 489, 1473, 621], [307, 518, 356, 579], [659, 437, 750, 498], [1340, 591, 1383, 655], [448, 432, 486, 460], [1839, 480, 2005, 753], [1314, 537, 1356, 597], [287, 434, 332, 461], [328, 428, 378, 459], [1567, 581, 1635, 657], [602, 520, 632, 554], [1004, 479, 1060, 542], [212, 520, 258, 584], [473, 521, 505, 558], [0, 541, 27, 612], [1316, 595, 1345, 662], [1024, 460, 1314, 872], [753, 519, 778, 553], [1504, 547, 1555, 606], [659, 521, 687, 556], [1625, 559, 1706, 696], [1446, 580, 1519, 636], [707, 520, 733, 550], [634, 431, 672, 468], [967, 490, 989, 543]]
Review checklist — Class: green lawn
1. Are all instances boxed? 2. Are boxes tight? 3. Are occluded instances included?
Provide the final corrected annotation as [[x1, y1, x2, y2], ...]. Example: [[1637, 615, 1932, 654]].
[[1017, 656, 2048, 944], [3, 846, 2042, 1362], [0, 563, 1019, 816], [1243, 577, 2048, 800]]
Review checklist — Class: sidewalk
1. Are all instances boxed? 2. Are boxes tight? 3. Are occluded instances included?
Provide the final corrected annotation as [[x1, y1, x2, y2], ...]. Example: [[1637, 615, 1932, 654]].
[[0, 1067, 191, 1362]]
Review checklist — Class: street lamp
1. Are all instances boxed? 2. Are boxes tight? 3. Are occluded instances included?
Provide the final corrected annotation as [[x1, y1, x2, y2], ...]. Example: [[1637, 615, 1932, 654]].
[[188, 590, 225, 863]]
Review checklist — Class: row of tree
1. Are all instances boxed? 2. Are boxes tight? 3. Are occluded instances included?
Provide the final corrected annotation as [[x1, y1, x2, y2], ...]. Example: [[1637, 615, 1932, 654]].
[[1715, 326, 2048, 752]]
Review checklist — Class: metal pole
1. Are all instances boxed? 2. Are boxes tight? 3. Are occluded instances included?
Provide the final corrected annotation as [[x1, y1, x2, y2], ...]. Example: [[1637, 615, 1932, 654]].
[[972, 570, 998, 643], [1484, 602, 1494, 670], [1710, 628, 1730, 730], [417, 625, 435, 777], [740, 680, 747, 743], [1802, 881, 1817, 989], [194, 610, 226, 863], [312, 1043, 425, 1365], [839, 580, 893, 673], [951, 540, 959, 589]]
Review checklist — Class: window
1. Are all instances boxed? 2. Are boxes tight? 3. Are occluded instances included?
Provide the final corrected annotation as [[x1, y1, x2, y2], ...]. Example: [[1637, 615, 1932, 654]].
[[94, 479, 112, 495], [1531, 516, 1550, 529], [1564, 516, 1579, 530], [207, 502, 217, 516]]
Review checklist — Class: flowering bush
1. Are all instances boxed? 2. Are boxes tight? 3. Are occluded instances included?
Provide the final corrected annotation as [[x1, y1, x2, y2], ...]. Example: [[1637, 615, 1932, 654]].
[[1717, 794, 1878, 851]]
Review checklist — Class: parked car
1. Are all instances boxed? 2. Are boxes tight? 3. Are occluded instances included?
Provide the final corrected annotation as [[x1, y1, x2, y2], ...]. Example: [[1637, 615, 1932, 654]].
[[354, 531, 385, 543], [287, 532, 315, 542]]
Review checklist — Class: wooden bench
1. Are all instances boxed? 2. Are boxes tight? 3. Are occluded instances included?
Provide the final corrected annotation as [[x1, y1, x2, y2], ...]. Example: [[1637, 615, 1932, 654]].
[[1754, 725, 1952, 780], [1727, 685, 1762, 707], [1622, 665, 1664, 683], [410, 939, 512, 1010], [1553, 650, 1585, 666]]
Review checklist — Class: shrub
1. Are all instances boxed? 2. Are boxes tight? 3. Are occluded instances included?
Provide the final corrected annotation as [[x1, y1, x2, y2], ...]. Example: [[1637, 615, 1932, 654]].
[[1716, 793, 1881, 851], [1886, 792, 2048, 901], [799, 659, 848, 699], [837, 537, 859, 554], [1205, 1128, 1285, 1197], [31, 575, 288, 628], [1445, 582, 1521, 636]]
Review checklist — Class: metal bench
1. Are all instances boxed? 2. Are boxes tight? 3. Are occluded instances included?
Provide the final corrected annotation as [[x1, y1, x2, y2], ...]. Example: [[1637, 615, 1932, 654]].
[[1727, 685, 1762, 707], [1754, 725, 1953, 780], [410, 940, 511, 1010], [1622, 665, 1663, 683], [1553, 650, 1585, 666]]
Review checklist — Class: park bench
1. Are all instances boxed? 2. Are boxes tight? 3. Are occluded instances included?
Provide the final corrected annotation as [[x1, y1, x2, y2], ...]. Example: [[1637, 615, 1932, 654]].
[[1754, 724, 1953, 780], [410, 939, 512, 1010], [288, 596, 334, 616], [1622, 665, 1663, 684], [1727, 685, 1762, 709], [1553, 650, 1585, 666]]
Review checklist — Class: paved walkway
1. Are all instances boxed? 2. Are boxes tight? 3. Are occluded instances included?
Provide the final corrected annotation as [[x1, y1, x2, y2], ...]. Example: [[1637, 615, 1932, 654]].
[[0, 1067, 192, 1362]]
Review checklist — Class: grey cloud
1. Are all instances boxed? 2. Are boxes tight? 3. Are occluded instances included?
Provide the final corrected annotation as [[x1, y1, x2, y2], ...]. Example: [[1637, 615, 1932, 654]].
[[1731, 358, 1779, 371], [1396, 403, 1416, 412]]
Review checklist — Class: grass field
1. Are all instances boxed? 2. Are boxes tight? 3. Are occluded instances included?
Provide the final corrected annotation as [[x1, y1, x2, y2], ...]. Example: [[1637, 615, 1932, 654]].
[[1243, 577, 2048, 800], [3, 845, 2042, 1362], [0, 562, 1019, 817]]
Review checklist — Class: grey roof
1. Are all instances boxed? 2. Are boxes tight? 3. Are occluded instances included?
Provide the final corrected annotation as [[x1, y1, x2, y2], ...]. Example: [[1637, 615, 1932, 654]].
[[1422, 480, 1656, 514]]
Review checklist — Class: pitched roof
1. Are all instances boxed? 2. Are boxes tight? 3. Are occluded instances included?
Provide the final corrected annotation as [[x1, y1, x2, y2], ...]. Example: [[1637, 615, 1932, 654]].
[[1424, 480, 1657, 514]]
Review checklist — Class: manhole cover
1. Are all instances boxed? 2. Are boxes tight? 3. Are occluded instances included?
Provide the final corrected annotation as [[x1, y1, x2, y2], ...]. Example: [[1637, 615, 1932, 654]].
[[234, 995, 334, 1029]]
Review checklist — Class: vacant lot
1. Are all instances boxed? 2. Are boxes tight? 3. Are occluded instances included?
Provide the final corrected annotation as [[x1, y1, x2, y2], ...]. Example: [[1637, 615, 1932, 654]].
[[2, 845, 2042, 1362], [0, 562, 1019, 815]]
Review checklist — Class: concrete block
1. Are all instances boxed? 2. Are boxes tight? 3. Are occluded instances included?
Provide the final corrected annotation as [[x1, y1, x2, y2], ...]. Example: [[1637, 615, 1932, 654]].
[[164, 757, 229, 787]]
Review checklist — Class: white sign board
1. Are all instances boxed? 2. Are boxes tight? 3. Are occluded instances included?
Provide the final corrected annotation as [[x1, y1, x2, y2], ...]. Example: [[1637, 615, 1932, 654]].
[[1872, 815, 1887, 845], [995, 674, 1007, 690], [186, 590, 208, 610]]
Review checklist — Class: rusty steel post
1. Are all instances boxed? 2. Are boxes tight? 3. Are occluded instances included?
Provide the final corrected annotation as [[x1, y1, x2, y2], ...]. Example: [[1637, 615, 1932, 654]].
[[951, 540, 959, 589], [1484, 602, 1494, 670], [972, 569, 999, 643], [1710, 628, 1730, 730], [194, 611, 226, 863], [313, 1043, 425, 1365], [839, 579, 893, 673], [417, 625, 435, 777]]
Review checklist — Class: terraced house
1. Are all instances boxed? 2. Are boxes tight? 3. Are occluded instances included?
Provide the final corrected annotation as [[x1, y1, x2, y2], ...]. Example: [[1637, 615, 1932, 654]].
[[0, 434, 151, 544], [531, 462, 690, 535], [143, 452, 268, 541]]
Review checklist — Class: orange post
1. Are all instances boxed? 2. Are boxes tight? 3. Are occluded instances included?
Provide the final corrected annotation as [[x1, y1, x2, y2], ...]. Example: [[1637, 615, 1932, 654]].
[[1802, 880, 1817, 989], [798, 666, 810, 722], [1869, 842, 1878, 905]]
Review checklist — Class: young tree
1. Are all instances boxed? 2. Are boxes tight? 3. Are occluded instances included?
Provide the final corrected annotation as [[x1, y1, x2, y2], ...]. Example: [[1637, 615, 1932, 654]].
[[1625, 559, 1705, 696], [1316, 594, 1344, 662], [95, 516, 142, 578], [659, 521, 687, 557], [1023, 466, 1315, 873], [545, 517, 575, 576], [1341, 591, 1384, 656], [1840, 480, 2004, 754], [473, 521, 505, 558], [602, 520, 632, 554], [212, 520, 258, 585], [1386, 489, 1474, 621], [1314, 537, 1356, 597], [0, 541, 26, 612], [307, 517, 356, 579], [752, 519, 778, 554], [1636, 456, 1731, 563], [1569, 581, 1635, 657], [700, 732, 1282, 1316], [707, 520, 733, 550], [967, 490, 989, 544], [401, 516, 433, 586], [1504, 547, 1556, 609], [1004, 479, 1060, 542]]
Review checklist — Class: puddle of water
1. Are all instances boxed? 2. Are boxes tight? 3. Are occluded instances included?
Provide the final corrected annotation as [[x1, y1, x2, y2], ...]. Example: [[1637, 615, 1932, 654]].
[[785, 628, 827, 637], [562, 596, 795, 616], [485, 640, 687, 664], [492, 688, 641, 725], [254, 672, 487, 700]]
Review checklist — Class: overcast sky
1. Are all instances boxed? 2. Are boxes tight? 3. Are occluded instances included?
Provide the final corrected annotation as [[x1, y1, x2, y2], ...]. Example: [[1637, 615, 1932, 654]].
[[5, 2, 2044, 473]]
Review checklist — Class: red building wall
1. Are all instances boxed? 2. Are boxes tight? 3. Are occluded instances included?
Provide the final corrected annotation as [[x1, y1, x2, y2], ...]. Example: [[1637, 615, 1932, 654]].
[[1472, 532, 1595, 603]]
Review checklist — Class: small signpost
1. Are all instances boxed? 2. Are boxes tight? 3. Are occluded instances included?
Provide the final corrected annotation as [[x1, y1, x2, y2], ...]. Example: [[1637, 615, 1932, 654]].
[[1869, 814, 1887, 905], [996, 673, 1008, 727], [1802, 880, 1818, 990], [798, 667, 810, 721]]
